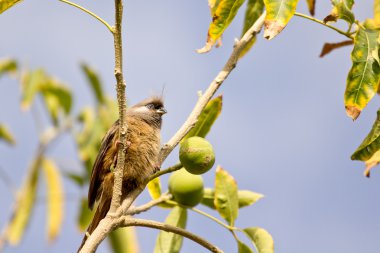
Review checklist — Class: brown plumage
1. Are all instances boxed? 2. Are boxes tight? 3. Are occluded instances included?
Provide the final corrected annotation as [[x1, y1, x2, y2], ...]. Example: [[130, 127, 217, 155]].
[[78, 97, 166, 252]]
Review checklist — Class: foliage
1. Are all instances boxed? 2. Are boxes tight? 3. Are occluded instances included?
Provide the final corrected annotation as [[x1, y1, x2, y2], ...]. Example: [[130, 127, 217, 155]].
[[2, 0, 380, 253]]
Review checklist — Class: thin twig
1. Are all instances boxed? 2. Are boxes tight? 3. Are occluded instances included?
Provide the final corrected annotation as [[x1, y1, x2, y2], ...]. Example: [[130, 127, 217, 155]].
[[158, 12, 266, 164], [149, 163, 182, 181], [120, 218, 224, 253], [294, 12, 354, 39], [126, 193, 172, 215], [58, 0, 114, 33]]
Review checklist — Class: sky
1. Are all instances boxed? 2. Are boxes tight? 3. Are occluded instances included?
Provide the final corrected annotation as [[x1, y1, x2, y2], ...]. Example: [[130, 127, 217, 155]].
[[0, 1, 379, 253]]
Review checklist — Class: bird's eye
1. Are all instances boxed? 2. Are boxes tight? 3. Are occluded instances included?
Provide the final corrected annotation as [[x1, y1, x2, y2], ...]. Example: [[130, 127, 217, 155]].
[[146, 103, 155, 109]]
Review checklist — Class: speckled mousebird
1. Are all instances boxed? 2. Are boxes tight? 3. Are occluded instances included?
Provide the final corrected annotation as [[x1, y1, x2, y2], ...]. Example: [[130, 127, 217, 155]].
[[78, 97, 166, 251]]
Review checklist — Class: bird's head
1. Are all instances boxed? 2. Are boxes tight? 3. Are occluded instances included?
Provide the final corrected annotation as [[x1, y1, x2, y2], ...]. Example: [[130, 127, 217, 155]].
[[127, 97, 166, 128]]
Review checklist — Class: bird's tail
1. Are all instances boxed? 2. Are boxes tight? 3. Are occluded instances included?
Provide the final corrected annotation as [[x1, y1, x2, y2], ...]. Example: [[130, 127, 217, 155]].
[[77, 183, 112, 252]]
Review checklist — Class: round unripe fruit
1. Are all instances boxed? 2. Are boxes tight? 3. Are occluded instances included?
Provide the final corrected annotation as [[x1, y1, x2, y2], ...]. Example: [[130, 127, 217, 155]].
[[179, 137, 215, 175], [168, 169, 204, 207]]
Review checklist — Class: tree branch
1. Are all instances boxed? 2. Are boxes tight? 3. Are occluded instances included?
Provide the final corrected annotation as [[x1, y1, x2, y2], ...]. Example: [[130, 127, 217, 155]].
[[126, 193, 172, 215], [79, 10, 266, 253], [158, 12, 266, 164], [110, 0, 128, 214], [119, 218, 224, 253]]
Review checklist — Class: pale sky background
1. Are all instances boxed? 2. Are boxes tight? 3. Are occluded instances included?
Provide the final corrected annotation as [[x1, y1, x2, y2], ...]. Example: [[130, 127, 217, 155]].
[[0, 1, 379, 253]]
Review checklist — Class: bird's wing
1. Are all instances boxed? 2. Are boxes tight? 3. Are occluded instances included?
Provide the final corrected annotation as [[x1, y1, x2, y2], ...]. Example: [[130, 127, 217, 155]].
[[88, 120, 119, 210]]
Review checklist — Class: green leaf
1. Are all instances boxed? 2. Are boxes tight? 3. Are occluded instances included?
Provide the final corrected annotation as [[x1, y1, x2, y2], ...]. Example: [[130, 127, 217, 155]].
[[324, 0, 355, 25], [306, 0, 315, 16], [154, 207, 187, 253], [41, 158, 64, 241], [6, 159, 40, 245], [21, 69, 45, 110], [202, 188, 263, 209], [243, 227, 274, 253], [239, 0, 265, 58], [108, 227, 139, 253], [198, 0, 246, 53], [263, 0, 300, 40], [182, 95, 222, 142], [40, 79, 72, 125], [65, 172, 86, 186], [0, 58, 17, 78], [0, 0, 22, 14], [77, 197, 94, 231], [238, 190, 264, 208], [344, 27, 380, 120], [351, 108, 380, 161], [214, 166, 238, 225], [75, 98, 118, 177], [238, 240, 254, 253], [0, 124, 15, 145], [81, 63, 105, 104], [20, 70, 72, 124]]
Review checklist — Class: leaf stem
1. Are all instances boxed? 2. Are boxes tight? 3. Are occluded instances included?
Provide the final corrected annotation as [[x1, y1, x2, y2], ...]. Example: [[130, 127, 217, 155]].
[[149, 163, 182, 181], [294, 12, 354, 39], [58, 0, 114, 33], [165, 200, 237, 231]]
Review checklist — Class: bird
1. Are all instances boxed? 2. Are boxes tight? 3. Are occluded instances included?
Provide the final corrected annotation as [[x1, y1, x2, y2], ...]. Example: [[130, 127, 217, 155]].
[[78, 96, 167, 252]]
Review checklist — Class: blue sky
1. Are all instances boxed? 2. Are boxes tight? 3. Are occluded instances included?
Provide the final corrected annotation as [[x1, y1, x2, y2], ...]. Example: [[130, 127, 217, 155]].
[[0, 1, 379, 253]]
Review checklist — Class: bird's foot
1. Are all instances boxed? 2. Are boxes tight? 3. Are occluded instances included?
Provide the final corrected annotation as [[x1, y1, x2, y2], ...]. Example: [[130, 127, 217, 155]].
[[153, 164, 161, 173]]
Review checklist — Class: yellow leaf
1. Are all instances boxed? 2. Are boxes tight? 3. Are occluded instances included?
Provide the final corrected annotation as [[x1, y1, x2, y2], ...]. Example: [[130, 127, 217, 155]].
[[0, 0, 22, 14], [6, 159, 40, 245], [42, 158, 64, 241], [147, 177, 162, 199], [263, 0, 300, 40]]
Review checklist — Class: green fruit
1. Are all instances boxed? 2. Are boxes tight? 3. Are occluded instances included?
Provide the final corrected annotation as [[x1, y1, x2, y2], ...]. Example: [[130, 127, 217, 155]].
[[179, 136, 215, 175], [168, 169, 204, 207]]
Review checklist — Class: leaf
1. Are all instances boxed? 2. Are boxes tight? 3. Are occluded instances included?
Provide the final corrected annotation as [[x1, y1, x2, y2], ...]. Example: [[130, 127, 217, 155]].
[[344, 27, 380, 120], [40, 79, 72, 125], [0, 124, 15, 145], [77, 197, 94, 231], [75, 98, 118, 176], [109, 227, 139, 253], [363, 149, 380, 177], [351, 108, 380, 161], [214, 166, 238, 225], [323, 0, 355, 25], [0, 0, 22, 14], [319, 40, 353, 58], [197, 0, 246, 53], [375, 0, 380, 26], [243, 227, 274, 253], [238, 240, 254, 253], [239, 0, 265, 58], [20, 69, 72, 124], [263, 0, 299, 40], [238, 190, 264, 208], [6, 159, 40, 245], [154, 207, 187, 253], [147, 177, 162, 199], [202, 188, 263, 209], [65, 172, 86, 186], [21, 69, 45, 110], [41, 158, 64, 241], [306, 0, 315, 16], [182, 96, 222, 142], [81, 63, 105, 104], [0, 58, 17, 78]]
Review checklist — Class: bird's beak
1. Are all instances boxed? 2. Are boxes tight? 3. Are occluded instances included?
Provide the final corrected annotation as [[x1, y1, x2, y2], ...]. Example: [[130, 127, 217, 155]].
[[156, 108, 167, 115]]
